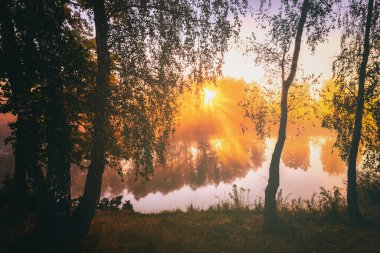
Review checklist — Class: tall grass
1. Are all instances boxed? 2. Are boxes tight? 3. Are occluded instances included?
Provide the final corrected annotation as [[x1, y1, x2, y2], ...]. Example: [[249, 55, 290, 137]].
[[201, 185, 347, 220], [205, 184, 252, 212]]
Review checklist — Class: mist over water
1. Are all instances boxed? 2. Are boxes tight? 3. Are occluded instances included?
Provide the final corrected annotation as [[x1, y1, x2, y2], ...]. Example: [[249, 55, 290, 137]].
[[0, 79, 346, 213], [69, 131, 345, 213]]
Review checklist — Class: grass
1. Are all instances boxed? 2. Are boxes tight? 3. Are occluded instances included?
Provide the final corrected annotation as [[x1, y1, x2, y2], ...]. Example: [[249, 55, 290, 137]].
[[1, 185, 380, 253], [22, 209, 380, 253], [4, 210, 379, 253]]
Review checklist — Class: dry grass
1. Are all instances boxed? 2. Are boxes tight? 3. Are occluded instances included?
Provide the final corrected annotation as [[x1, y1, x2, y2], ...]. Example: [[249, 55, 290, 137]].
[[1, 184, 380, 253], [58, 209, 380, 253]]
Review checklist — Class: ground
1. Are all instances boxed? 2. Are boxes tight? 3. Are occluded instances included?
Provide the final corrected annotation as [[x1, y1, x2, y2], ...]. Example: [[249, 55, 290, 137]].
[[1, 209, 380, 253]]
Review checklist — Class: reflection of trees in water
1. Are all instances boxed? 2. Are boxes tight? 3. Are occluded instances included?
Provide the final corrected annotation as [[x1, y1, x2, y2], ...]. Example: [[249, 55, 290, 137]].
[[281, 135, 347, 175], [320, 137, 346, 176], [249, 139, 266, 169], [2, 78, 350, 198], [71, 165, 124, 198], [118, 78, 267, 199], [124, 136, 266, 200], [70, 134, 346, 199], [188, 141, 219, 189], [282, 136, 310, 171], [70, 135, 266, 200]]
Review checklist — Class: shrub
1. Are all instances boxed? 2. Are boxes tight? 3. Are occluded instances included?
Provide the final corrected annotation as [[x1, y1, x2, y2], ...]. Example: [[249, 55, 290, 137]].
[[72, 195, 134, 212], [318, 186, 345, 219]]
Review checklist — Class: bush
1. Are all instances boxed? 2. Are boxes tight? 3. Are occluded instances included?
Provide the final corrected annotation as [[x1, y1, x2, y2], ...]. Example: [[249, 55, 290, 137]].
[[358, 169, 380, 208], [318, 186, 345, 219], [0, 174, 35, 211], [71, 195, 134, 212], [228, 184, 251, 210], [122, 200, 134, 212]]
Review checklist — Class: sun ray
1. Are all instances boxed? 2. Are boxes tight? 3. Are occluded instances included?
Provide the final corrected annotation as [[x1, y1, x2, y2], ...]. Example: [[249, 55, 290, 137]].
[[203, 88, 216, 105]]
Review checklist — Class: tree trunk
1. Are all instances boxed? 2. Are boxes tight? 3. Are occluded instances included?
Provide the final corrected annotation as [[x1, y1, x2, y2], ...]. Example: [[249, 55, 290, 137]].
[[0, 0, 45, 209], [37, 0, 71, 236], [263, 0, 309, 232], [0, 0, 26, 208], [71, 0, 110, 237], [347, 0, 374, 222], [264, 86, 289, 230]]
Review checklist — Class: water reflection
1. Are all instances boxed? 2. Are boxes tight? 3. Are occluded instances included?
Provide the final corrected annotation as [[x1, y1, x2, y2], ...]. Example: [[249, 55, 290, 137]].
[[319, 137, 346, 176], [283, 136, 310, 171], [123, 136, 265, 200], [1, 79, 348, 212], [69, 132, 346, 212]]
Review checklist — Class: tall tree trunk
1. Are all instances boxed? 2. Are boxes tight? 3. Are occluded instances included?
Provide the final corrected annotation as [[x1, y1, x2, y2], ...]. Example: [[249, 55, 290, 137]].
[[37, 0, 71, 236], [0, 0, 26, 208], [347, 0, 374, 222], [264, 86, 289, 230], [263, 0, 309, 231], [0, 0, 45, 209], [71, 0, 110, 237]]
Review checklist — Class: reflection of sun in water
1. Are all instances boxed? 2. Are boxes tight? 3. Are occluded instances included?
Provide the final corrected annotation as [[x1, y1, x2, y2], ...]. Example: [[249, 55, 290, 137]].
[[210, 138, 222, 151], [190, 146, 198, 157], [190, 146, 198, 162], [204, 88, 216, 105]]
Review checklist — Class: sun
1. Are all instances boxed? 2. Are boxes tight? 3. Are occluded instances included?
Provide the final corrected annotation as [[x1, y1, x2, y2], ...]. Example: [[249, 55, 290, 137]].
[[203, 88, 216, 105]]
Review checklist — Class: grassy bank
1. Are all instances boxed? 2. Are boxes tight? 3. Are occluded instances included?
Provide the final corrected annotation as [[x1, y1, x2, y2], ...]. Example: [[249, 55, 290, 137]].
[[85, 210, 380, 253], [1, 183, 380, 253], [1, 208, 380, 253]]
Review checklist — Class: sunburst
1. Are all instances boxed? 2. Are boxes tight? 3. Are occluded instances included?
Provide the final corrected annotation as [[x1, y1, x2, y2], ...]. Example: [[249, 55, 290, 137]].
[[203, 88, 216, 106]]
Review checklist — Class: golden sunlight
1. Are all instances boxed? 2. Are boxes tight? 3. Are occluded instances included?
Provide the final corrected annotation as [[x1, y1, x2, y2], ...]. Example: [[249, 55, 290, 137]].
[[203, 88, 216, 106]]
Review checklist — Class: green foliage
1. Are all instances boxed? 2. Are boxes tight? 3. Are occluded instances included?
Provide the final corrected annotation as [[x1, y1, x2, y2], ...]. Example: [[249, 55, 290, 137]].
[[241, 0, 338, 138], [204, 185, 347, 219], [186, 203, 200, 212], [122, 200, 134, 212], [228, 184, 251, 209], [72, 195, 134, 212], [318, 187, 346, 219], [321, 0, 380, 167], [0, 175, 36, 227], [0, 0, 97, 168], [102, 0, 249, 180], [1, 0, 250, 236], [358, 168, 380, 209], [272, 187, 346, 219], [208, 184, 252, 212], [0, 175, 36, 210], [97, 196, 123, 211], [275, 189, 291, 210], [0, 175, 17, 209]]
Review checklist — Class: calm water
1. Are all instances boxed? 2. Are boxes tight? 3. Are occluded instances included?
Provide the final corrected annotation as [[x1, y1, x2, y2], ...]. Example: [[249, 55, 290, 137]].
[[0, 79, 347, 213], [70, 131, 346, 213]]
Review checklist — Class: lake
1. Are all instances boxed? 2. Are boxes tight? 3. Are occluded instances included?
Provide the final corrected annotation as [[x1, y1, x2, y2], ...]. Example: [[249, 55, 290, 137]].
[[0, 79, 347, 213], [69, 129, 346, 213]]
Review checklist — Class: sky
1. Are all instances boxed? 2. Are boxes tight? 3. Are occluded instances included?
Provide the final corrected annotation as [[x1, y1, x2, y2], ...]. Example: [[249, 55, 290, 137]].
[[0, 1, 349, 211], [222, 0, 342, 86], [74, 0, 342, 87]]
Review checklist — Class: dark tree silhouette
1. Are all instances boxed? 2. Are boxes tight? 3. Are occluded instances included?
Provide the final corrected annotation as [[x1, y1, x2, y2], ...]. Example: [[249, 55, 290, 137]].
[[0, 0, 28, 207], [69, 0, 249, 237], [1, 2, 95, 238], [243, 0, 338, 231], [346, 0, 374, 222], [1, 0, 248, 239], [35, 0, 72, 235], [263, 0, 310, 231], [0, 0, 45, 209], [71, 0, 111, 237], [322, 0, 379, 222]]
